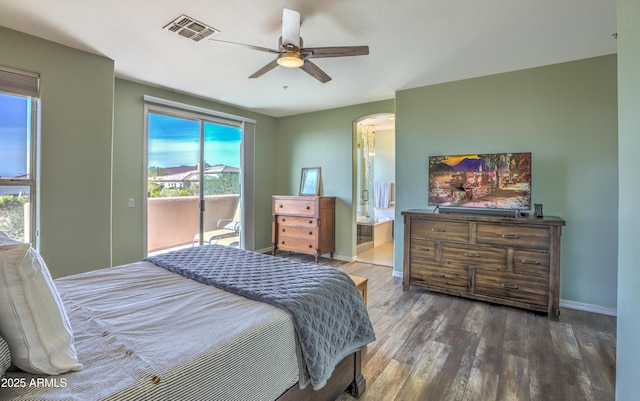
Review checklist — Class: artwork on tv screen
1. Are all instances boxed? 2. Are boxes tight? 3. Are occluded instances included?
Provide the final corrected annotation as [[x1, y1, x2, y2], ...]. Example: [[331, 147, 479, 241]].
[[428, 152, 531, 210]]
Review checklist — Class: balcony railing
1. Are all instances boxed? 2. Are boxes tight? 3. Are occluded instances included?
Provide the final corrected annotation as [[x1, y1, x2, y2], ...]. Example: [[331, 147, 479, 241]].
[[147, 194, 239, 252]]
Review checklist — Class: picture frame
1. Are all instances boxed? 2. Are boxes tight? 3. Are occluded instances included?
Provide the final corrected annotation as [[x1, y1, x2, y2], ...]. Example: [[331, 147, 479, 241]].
[[299, 167, 321, 196]]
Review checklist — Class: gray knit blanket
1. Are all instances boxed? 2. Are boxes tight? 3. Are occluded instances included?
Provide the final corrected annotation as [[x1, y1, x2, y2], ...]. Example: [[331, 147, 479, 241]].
[[144, 245, 375, 390]]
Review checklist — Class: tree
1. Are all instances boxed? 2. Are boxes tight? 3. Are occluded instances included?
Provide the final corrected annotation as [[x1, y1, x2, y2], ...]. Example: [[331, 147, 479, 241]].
[[0, 194, 28, 241], [203, 173, 240, 195]]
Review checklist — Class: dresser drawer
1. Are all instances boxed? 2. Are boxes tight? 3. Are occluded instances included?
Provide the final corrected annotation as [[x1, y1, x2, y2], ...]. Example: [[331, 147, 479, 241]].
[[441, 243, 507, 270], [276, 237, 317, 253], [273, 198, 317, 217], [409, 238, 436, 260], [277, 215, 318, 227], [410, 260, 468, 293], [476, 223, 550, 250], [474, 270, 548, 306], [513, 249, 550, 276], [277, 225, 318, 240], [410, 219, 469, 242]]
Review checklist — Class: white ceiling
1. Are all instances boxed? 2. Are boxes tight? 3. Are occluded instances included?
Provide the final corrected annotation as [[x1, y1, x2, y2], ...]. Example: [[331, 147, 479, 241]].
[[0, 0, 617, 118]]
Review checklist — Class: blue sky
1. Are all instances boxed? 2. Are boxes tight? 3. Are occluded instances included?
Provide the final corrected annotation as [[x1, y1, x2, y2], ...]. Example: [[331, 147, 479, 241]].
[[148, 113, 241, 169], [0, 93, 30, 178], [1, 100, 241, 178]]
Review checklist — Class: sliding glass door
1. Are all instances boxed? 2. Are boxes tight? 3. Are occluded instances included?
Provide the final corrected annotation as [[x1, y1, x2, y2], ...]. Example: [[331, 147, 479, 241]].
[[146, 109, 242, 255]]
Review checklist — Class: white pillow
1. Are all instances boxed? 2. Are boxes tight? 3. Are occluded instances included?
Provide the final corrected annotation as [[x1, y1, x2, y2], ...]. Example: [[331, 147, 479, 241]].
[[0, 242, 82, 375], [0, 334, 10, 376], [0, 231, 18, 244]]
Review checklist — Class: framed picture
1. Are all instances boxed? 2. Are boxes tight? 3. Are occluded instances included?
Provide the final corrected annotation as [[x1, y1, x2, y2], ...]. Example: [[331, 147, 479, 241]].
[[299, 167, 321, 196]]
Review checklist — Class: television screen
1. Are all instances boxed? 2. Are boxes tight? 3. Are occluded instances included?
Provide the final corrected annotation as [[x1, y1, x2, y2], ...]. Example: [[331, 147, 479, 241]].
[[428, 152, 531, 211]]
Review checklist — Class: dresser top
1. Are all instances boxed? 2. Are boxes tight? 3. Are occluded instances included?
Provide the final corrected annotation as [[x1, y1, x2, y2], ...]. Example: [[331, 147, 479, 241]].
[[401, 209, 565, 226], [272, 195, 336, 200]]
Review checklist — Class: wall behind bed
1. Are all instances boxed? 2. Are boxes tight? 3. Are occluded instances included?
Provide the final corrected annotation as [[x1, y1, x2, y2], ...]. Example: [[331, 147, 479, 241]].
[[0, 26, 114, 278]]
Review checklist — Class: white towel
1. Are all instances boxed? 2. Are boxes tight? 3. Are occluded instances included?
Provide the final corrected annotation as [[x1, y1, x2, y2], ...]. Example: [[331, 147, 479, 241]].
[[374, 182, 392, 208]]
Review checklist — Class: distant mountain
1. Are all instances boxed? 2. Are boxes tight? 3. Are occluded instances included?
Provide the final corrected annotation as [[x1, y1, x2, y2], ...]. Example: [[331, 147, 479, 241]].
[[429, 162, 457, 174], [453, 158, 489, 172], [162, 163, 212, 175]]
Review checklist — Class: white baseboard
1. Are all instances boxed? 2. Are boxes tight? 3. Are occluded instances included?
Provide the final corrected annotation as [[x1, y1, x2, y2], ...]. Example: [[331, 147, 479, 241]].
[[560, 299, 617, 316], [390, 270, 616, 316], [333, 254, 356, 262]]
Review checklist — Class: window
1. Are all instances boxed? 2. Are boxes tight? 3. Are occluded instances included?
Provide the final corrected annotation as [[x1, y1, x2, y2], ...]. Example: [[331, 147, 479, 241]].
[[0, 66, 39, 244]]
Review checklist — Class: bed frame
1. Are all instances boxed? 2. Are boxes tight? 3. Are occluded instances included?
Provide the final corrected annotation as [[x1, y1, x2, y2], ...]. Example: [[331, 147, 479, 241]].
[[277, 350, 365, 401]]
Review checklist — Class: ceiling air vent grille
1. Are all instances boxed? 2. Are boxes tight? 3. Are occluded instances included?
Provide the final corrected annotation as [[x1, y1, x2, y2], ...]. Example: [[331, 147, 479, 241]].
[[163, 15, 219, 42]]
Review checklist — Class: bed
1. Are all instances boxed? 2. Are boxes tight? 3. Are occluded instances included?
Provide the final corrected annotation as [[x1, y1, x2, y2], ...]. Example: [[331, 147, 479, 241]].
[[0, 241, 375, 401]]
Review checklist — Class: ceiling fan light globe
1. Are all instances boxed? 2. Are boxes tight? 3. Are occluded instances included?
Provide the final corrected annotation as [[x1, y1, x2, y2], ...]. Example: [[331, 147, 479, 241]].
[[277, 52, 304, 68]]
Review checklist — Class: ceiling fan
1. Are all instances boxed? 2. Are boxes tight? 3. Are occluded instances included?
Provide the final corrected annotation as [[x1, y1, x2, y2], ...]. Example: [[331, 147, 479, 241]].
[[210, 8, 369, 83]]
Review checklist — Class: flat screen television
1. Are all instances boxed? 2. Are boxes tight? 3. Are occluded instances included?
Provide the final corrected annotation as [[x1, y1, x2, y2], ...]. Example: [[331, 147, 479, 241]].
[[428, 152, 531, 212]]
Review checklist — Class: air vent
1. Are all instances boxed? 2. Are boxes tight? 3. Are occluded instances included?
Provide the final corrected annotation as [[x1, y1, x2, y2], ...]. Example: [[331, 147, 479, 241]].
[[163, 15, 219, 42]]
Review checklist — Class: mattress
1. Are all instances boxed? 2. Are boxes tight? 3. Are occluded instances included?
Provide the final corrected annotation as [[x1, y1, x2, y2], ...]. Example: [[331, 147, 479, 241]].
[[1, 261, 299, 401]]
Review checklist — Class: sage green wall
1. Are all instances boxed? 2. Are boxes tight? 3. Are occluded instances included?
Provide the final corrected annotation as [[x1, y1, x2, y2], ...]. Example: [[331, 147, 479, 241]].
[[112, 79, 278, 265], [616, 0, 640, 398], [274, 99, 395, 259], [395, 55, 618, 310], [0, 27, 114, 278]]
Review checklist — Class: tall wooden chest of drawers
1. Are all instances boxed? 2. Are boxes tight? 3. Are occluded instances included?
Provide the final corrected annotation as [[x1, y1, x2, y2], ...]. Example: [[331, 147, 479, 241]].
[[272, 196, 336, 263], [402, 210, 565, 316]]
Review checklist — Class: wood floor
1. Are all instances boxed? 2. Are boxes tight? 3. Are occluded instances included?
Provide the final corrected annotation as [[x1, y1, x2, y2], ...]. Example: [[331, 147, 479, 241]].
[[357, 241, 394, 267], [334, 262, 617, 401]]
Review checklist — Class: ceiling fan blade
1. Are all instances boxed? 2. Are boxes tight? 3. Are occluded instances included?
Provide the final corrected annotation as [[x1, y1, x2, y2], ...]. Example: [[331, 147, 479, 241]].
[[209, 38, 280, 54], [303, 46, 369, 58], [300, 60, 332, 83], [249, 59, 279, 78], [281, 8, 301, 47]]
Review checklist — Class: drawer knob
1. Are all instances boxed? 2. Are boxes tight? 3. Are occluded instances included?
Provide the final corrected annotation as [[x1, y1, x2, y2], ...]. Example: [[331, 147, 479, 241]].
[[432, 228, 446, 232], [279, 204, 283, 208], [306, 206, 310, 210], [309, 220, 313, 224], [464, 252, 481, 258], [521, 259, 541, 265], [282, 229, 286, 232], [309, 231, 313, 235], [430, 273, 445, 278], [501, 234, 520, 239], [282, 218, 286, 222], [501, 283, 519, 290], [308, 244, 313, 248], [281, 241, 285, 244]]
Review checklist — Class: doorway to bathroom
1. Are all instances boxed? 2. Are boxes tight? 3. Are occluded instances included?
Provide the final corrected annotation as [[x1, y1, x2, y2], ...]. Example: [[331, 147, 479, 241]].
[[354, 114, 395, 267]]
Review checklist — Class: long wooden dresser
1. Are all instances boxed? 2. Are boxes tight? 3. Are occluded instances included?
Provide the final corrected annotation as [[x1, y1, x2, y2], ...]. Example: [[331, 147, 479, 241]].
[[402, 210, 565, 316], [272, 195, 336, 263]]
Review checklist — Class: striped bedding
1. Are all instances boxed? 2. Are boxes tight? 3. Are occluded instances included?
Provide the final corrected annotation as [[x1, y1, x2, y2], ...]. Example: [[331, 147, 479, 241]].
[[1, 261, 299, 401], [145, 245, 375, 390]]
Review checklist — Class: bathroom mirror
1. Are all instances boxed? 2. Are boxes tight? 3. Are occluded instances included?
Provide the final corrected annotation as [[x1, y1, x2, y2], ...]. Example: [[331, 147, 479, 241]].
[[299, 167, 321, 196]]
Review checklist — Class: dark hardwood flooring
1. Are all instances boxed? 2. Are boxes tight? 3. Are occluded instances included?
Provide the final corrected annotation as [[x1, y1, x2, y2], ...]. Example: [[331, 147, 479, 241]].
[[331, 261, 617, 401]]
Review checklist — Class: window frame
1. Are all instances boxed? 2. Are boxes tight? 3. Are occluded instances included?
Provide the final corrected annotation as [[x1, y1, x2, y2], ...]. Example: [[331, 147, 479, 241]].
[[0, 66, 40, 246]]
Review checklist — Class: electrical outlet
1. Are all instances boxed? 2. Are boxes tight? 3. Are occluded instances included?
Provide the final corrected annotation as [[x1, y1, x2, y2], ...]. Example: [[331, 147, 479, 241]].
[[128, 198, 135, 208]]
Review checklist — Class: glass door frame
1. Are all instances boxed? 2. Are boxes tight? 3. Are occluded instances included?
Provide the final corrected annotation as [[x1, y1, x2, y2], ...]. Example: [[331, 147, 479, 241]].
[[143, 97, 256, 255]]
